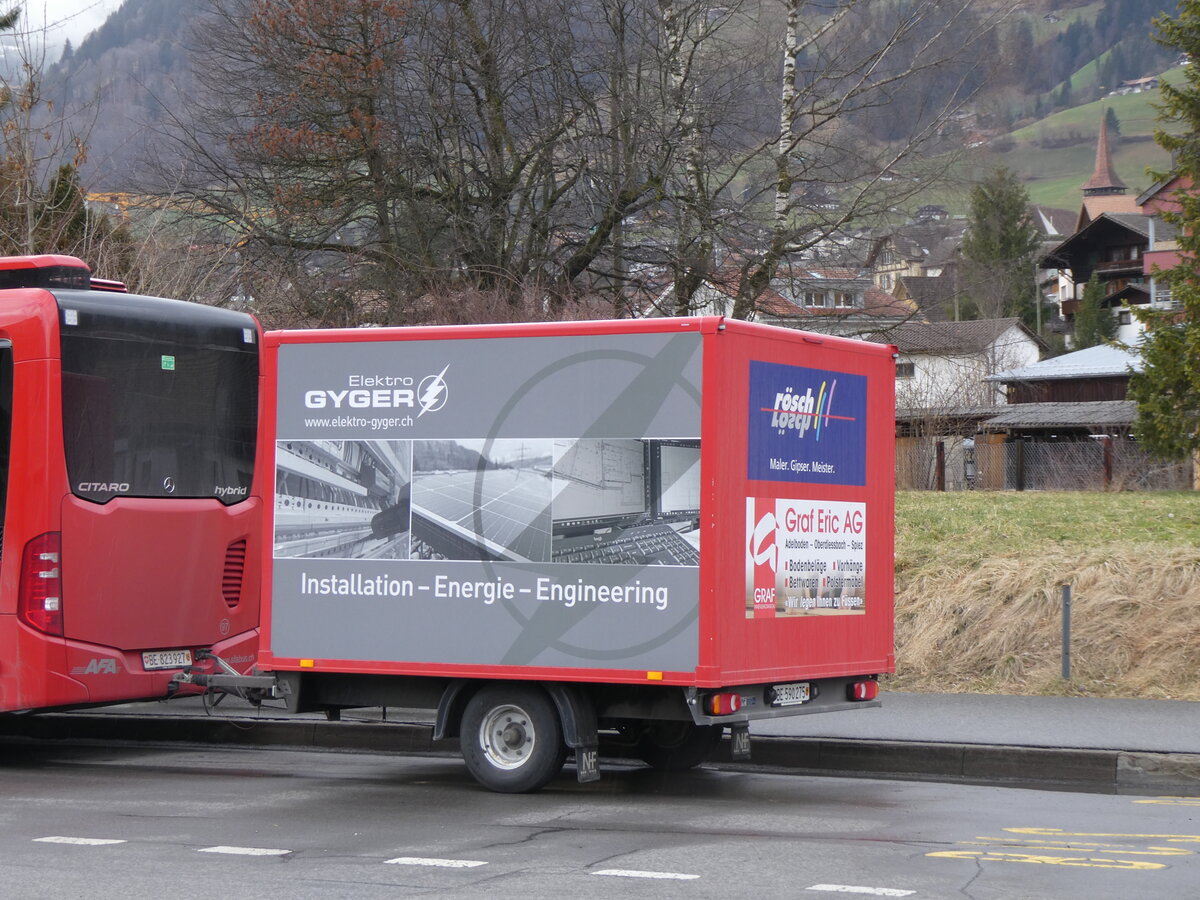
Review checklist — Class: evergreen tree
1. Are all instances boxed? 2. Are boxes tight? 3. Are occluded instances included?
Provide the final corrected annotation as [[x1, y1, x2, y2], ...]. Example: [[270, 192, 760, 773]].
[[1105, 106, 1122, 137], [1073, 273, 1118, 349], [961, 167, 1042, 327], [1128, 0, 1200, 460]]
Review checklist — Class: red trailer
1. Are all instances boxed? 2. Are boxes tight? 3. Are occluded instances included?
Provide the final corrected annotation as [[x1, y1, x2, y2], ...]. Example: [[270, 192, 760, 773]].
[[190, 316, 895, 792]]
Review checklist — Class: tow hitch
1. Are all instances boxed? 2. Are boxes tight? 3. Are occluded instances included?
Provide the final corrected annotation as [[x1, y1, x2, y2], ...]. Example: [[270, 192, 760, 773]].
[[169, 649, 287, 704]]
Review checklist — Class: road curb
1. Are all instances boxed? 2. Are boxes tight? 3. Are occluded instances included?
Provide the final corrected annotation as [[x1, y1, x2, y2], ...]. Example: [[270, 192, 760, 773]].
[[717, 735, 1200, 794], [4, 713, 1198, 795]]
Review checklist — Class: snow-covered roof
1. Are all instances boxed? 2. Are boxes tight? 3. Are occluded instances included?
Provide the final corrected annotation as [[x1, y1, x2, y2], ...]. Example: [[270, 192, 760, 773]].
[[985, 343, 1141, 382]]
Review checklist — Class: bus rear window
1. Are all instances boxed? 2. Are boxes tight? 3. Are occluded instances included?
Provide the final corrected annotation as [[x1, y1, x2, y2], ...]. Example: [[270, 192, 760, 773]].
[[61, 334, 258, 504]]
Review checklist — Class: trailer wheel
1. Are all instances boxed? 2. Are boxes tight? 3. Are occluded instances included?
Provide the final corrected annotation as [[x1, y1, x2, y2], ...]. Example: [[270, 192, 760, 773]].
[[460, 685, 567, 793], [636, 722, 723, 771]]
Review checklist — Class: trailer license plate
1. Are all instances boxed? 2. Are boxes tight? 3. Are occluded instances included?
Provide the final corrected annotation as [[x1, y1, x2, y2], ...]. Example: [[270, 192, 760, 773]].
[[768, 682, 811, 707], [142, 649, 193, 670]]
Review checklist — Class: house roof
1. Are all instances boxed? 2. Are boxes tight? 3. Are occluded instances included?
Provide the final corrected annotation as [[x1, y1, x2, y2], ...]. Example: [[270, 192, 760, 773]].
[[1136, 173, 1191, 207], [652, 264, 913, 321], [1077, 193, 1140, 229], [895, 269, 969, 322], [1045, 212, 1176, 264], [754, 266, 913, 319], [982, 400, 1137, 429], [866, 219, 968, 268], [1031, 205, 1076, 238], [986, 343, 1142, 382], [1103, 213, 1179, 241], [870, 318, 1037, 354]]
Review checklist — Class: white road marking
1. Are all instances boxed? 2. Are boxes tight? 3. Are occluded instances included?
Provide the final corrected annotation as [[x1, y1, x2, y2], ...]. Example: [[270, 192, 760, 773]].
[[198, 846, 291, 856], [807, 886, 915, 897], [385, 856, 488, 868], [592, 868, 700, 880], [34, 837, 126, 846]]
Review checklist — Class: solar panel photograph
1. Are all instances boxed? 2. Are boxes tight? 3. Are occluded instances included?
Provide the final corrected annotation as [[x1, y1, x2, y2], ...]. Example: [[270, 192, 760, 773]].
[[410, 439, 553, 562], [274, 439, 412, 560]]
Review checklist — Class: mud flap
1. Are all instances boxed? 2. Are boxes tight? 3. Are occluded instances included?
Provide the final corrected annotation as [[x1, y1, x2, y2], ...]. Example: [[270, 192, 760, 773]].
[[576, 744, 600, 783], [730, 724, 751, 761]]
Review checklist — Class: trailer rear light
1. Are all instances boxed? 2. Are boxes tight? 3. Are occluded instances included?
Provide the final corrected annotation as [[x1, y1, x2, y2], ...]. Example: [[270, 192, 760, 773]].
[[19, 532, 63, 636], [704, 692, 742, 715], [848, 679, 879, 701]]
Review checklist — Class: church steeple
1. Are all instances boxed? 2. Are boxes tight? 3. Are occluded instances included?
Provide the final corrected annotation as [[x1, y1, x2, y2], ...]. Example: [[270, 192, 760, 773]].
[[1082, 115, 1127, 197]]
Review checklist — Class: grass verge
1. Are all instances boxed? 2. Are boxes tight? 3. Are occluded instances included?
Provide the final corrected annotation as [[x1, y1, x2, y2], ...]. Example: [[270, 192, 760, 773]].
[[889, 491, 1200, 700]]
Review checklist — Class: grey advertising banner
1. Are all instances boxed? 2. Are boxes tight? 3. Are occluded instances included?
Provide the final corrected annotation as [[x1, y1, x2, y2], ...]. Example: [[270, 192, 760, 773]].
[[271, 558, 700, 670], [276, 332, 703, 440], [272, 331, 703, 671]]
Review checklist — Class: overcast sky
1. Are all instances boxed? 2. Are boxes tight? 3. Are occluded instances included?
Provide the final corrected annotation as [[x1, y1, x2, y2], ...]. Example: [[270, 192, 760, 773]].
[[21, 0, 124, 55]]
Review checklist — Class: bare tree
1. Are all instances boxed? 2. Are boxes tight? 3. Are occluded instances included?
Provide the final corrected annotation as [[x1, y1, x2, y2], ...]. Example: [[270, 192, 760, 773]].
[[152, 0, 1006, 326], [0, 9, 97, 256]]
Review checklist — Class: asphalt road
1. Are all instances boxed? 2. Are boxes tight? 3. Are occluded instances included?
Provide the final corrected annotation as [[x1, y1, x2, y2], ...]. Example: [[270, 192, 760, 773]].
[[27, 689, 1195, 795], [1, 739, 1198, 899]]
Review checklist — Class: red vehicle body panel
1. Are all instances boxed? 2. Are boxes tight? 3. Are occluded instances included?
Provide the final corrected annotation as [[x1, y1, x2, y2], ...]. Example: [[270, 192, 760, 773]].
[[259, 317, 894, 690], [0, 274, 264, 714]]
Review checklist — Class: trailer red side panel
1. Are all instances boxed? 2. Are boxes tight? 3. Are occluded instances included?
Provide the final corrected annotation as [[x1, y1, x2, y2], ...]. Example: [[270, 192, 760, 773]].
[[699, 319, 894, 685], [260, 317, 893, 688]]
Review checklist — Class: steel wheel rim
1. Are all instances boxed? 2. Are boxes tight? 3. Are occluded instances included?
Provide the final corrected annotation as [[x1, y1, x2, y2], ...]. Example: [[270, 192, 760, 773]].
[[479, 704, 535, 770]]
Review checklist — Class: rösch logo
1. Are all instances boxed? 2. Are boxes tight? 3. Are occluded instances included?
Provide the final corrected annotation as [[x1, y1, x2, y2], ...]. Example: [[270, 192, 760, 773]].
[[767, 382, 850, 440], [748, 361, 867, 487]]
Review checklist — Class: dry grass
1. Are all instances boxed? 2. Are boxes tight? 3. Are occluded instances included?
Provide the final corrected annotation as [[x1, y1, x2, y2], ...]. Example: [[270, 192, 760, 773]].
[[889, 492, 1200, 700]]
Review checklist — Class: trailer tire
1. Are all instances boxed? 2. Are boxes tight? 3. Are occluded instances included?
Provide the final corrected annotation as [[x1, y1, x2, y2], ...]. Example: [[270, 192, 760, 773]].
[[636, 722, 723, 771], [461, 685, 567, 793]]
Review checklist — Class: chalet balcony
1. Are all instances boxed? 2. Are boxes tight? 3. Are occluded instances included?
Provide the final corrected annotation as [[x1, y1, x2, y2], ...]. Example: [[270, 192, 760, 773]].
[[1093, 257, 1142, 274]]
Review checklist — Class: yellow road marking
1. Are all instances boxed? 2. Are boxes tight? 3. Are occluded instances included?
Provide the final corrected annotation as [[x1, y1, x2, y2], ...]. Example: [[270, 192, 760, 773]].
[[1133, 797, 1200, 807], [1006, 827, 1200, 843], [959, 839, 1190, 856], [927, 850, 1165, 870]]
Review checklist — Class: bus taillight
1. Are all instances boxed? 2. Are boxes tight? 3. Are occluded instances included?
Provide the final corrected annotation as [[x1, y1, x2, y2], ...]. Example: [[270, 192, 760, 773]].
[[19, 533, 63, 636]]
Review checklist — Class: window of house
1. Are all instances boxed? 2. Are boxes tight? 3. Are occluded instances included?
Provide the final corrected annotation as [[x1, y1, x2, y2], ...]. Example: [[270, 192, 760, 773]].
[[896, 362, 915, 378], [836, 291, 855, 307], [1118, 310, 1132, 325]]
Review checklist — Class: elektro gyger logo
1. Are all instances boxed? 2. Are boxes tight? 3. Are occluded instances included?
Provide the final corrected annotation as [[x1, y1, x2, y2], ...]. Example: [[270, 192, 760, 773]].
[[762, 378, 856, 440], [303, 364, 450, 416]]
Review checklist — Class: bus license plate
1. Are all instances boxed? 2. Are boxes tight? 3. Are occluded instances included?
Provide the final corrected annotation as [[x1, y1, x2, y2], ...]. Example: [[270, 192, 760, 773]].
[[768, 682, 811, 707], [142, 649, 193, 670]]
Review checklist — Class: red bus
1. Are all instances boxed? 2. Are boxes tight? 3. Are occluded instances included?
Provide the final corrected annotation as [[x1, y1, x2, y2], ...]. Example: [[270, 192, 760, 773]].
[[0, 255, 263, 714]]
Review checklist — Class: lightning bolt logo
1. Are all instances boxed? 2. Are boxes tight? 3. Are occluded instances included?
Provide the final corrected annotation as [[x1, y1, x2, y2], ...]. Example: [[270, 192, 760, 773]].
[[418, 365, 450, 416]]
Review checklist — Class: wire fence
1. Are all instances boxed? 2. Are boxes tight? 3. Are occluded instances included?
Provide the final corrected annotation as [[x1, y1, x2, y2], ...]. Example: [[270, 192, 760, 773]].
[[896, 437, 1194, 491]]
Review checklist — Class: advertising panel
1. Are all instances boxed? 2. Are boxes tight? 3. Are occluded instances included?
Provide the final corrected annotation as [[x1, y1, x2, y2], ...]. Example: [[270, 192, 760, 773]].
[[747, 360, 867, 486], [745, 498, 867, 619], [271, 332, 703, 671]]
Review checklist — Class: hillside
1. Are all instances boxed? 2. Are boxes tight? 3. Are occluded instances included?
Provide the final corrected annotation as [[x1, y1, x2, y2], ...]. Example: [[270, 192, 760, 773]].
[[47, 0, 201, 188], [37, 0, 1186, 201], [967, 70, 1181, 211], [891, 491, 1200, 701]]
